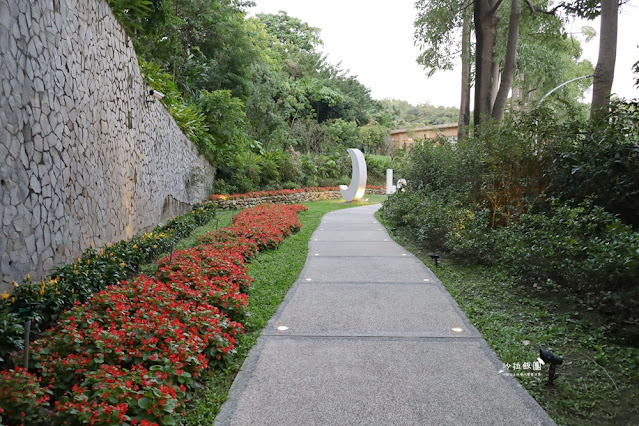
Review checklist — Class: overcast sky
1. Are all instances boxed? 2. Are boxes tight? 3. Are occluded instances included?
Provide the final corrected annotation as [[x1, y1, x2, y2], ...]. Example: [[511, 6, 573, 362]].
[[252, 0, 639, 108]]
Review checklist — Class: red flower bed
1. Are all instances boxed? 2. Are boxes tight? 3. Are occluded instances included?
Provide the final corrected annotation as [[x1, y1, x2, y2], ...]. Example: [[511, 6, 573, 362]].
[[0, 203, 307, 425], [200, 204, 307, 251], [209, 186, 384, 201]]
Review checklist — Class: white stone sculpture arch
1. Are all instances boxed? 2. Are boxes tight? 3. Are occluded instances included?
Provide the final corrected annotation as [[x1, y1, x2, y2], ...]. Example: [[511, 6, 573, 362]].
[[339, 148, 367, 202]]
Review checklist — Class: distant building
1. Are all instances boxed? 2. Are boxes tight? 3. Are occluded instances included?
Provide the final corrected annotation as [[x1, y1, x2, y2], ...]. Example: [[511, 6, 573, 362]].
[[390, 123, 458, 150]]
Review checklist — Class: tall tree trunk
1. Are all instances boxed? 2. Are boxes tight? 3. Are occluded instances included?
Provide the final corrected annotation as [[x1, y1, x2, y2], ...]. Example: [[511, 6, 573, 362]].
[[473, 0, 500, 129], [458, 2, 472, 141], [492, 0, 521, 121], [590, 0, 618, 120], [490, 60, 500, 109]]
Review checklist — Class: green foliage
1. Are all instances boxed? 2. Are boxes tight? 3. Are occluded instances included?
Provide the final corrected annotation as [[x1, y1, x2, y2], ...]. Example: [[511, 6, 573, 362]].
[[414, 0, 467, 75], [257, 11, 323, 53], [380, 103, 639, 315], [380, 99, 459, 129], [198, 90, 258, 164], [499, 199, 639, 295], [0, 312, 23, 364], [0, 367, 51, 425], [139, 59, 213, 153], [364, 154, 392, 185], [326, 119, 362, 146], [106, 0, 153, 32], [117, 3, 392, 185], [546, 100, 639, 226]]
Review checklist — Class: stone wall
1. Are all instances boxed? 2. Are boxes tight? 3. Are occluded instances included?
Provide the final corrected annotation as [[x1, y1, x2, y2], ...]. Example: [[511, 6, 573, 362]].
[[0, 0, 214, 291]]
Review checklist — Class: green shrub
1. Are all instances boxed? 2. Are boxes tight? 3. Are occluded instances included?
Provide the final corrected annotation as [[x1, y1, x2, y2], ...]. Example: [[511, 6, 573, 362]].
[[500, 199, 639, 294], [139, 60, 213, 156], [445, 207, 502, 264], [380, 189, 466, 249], [546, 100, 639, 227]]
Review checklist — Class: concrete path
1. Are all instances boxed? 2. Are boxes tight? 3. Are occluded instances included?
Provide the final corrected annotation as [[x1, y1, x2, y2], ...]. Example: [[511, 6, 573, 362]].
[[216, 204, 555, 425]]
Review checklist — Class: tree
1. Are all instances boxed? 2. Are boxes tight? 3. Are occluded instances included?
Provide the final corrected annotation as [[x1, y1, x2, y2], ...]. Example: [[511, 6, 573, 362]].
[[590, 0, 618, 119], [458, 3, 472, 140], [256, 11, 323, 53], [473, 0, 502, 127], [414, 0, 470, 136], [492, 0, 522, 122]]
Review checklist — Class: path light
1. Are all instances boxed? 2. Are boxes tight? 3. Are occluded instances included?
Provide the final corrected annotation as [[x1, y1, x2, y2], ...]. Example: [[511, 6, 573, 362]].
[[305, 278, 312, 281], [539, 348, 563, 385], [277, 326, 289, 331], [19, 302, 39, 368], [452, 327, 463, 333], [429, 253, 440, 267]]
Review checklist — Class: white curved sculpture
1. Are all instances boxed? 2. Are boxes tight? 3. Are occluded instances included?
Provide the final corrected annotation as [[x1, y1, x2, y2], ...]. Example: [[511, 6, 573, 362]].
[[339, 148, 367, 202]]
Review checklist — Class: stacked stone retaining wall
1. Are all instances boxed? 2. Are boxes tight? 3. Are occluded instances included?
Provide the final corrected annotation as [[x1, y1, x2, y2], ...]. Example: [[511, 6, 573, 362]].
[[0, 0, 214, 291]]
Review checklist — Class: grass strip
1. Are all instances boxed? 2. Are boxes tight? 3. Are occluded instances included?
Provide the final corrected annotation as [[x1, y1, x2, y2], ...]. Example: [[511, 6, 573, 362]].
[[379, 222, 639, 426]]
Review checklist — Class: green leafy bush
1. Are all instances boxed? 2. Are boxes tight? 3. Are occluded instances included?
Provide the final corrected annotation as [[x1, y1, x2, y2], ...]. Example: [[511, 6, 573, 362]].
[[381, 104, 639, 315], [0, 367, 51, 425], [500, 199, 639, 294], [139, 60, 213, 154], [546, 100, 639, 227]]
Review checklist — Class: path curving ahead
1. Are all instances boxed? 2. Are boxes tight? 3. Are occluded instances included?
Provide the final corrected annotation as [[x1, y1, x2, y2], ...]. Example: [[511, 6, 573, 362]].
[[216, 204, 555, 425]]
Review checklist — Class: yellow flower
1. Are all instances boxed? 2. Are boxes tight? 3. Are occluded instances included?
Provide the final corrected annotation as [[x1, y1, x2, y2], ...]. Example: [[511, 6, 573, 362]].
[[12, 281, 19, 288], [153, 245, 157, 249], [11, 297, 15, 303], [26, 274, 30, 280], [120, 262, 126, 268], [1, 292, 9, 300], [133, 244, 138, 249], [90, 243, 93, 248]]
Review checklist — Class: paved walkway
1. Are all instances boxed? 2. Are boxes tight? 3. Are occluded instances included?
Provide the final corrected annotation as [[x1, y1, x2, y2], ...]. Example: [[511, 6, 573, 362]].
[[216, 204, 555, 425]]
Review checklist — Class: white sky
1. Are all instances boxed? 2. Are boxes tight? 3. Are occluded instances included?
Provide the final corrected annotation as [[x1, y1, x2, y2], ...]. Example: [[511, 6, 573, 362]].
[[252, 0, 639, 108]]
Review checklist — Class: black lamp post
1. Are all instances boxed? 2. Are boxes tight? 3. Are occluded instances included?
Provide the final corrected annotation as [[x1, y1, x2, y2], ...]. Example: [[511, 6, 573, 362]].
[[428, 253, 440, 267], [19, 302, 39, 369]]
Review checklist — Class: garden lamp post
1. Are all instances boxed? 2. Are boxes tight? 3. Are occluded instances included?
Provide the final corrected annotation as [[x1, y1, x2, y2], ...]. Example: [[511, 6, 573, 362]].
[[19, 302, 39, 369]]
